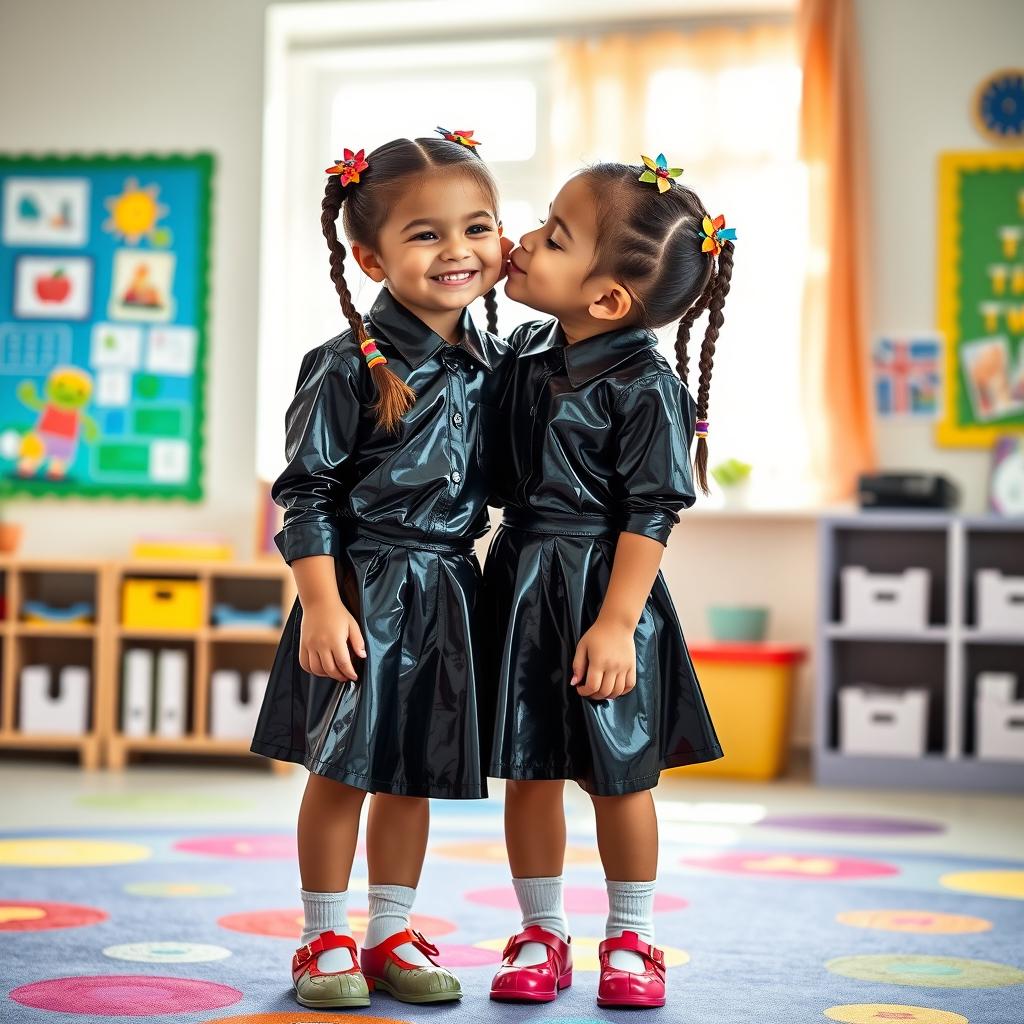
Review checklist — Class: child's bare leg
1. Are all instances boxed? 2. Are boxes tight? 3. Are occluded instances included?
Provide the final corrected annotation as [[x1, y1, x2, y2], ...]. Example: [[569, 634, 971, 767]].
[[296, 772, 367, 967], [364, 793, 433, 964], [591, 788, 659, 971], [503, 779, 569, 964]]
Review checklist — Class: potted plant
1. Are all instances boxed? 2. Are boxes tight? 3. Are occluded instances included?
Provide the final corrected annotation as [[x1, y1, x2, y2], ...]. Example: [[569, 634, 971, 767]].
[[711, 457, 753, 508], [0, 479, 23, 554]]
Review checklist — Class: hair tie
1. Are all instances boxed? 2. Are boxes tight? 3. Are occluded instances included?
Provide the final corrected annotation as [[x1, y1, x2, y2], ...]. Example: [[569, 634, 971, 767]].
[[695, 419, 709, 439], [699, 215, 737, 256], [360, 337, 387, 369], [639, 153, 683, 193], [435, 127, 481, 148], [326, 149, 369, 187]]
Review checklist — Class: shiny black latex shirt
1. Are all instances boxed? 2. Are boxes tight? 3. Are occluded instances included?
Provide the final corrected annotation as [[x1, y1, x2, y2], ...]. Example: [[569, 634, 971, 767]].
[[492, 318, 698, 544], [272, 287, 509, 563]]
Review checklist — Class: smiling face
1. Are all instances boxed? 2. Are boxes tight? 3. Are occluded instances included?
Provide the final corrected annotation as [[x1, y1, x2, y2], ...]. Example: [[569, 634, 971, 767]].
[[353, 171, 503, 326]]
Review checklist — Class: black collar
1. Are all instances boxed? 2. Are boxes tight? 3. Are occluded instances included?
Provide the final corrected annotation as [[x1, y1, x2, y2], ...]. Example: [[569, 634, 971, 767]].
[[366, 287, 492, 371], [519, 319, 658, 388]]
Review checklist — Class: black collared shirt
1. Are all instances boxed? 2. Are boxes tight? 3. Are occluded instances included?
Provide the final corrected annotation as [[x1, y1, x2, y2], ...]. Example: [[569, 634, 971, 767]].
[[273, 287, 510, 562], [491, 319, 698, 545]]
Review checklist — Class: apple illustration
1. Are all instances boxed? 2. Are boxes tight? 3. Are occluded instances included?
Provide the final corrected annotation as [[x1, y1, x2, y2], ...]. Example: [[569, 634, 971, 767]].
[[35, 269, 71, 303]]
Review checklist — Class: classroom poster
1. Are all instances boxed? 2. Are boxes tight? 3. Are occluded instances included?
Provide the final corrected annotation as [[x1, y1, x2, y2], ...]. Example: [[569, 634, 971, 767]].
[[936, 150, 1024, 446], [0, 154, 213, 499]]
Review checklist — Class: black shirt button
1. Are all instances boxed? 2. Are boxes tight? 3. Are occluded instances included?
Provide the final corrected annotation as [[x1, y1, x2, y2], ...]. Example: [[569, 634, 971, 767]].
[[450, 470, 462, 484], [452, 412, 463, 427]]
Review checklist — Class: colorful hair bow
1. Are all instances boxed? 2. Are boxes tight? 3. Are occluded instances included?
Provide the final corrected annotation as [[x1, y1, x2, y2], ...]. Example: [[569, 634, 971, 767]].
[[699, 215, 737, 256], [639, 153, 683, 193], [325, 149, 369, 187], [436, 127, 481, 148]]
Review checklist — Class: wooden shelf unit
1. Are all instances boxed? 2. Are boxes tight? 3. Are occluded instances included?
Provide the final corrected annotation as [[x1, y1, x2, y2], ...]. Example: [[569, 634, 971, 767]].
[[0, 555, 294, 771], [0, 556, 107, 769], [105, 559, 294, 771]]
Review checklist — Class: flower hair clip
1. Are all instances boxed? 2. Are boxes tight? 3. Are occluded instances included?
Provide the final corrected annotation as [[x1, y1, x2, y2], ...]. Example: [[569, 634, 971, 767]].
[[436, 127, 481, 148], [699, 215, 737, 257], [325, 148, 369, 187], [639, 153, 683, 193]]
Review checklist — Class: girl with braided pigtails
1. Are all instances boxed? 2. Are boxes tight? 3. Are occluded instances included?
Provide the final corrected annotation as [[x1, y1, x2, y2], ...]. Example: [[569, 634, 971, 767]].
[[251, 131, 512, 1009], [480, 157, 734, 1010]]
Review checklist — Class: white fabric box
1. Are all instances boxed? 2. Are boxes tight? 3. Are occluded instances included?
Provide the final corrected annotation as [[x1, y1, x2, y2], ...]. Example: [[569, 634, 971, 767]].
[[210, 669, 269, 739], [839, 685, 929, 757], [976, 670, 1024, 762], [20, 664, 90, 735], [976, 699, 1024, 762], [122, 648, 154, 736], [977, 570, 1024, 634], [155, 649, 189, 738], [840, 566, 930, 631]]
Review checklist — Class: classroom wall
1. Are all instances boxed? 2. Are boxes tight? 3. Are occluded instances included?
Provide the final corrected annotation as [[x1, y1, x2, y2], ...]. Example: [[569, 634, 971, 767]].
[[1, 0, 1016, 744]]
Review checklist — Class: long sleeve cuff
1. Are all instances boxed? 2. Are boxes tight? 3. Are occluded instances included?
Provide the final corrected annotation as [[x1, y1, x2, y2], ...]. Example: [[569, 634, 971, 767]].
[[274, 521, 343, 564], [622, 510, 678, 547]]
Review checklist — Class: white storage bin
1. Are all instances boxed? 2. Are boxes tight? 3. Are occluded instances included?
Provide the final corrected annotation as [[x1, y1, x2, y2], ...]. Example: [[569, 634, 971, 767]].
[[839, 685, 929, 757], [20, 665, 90, 735], [840, 566, 930, 631], [976, 699, 1024, 762], [122, 648, 154, 736], [209, 669, 269, 740], [976, 569, 1024, 634], [155, 649, 188, 738]]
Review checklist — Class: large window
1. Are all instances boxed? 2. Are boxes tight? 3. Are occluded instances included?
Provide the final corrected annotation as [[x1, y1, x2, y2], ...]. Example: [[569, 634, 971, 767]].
[[259, 4, 807, 503]]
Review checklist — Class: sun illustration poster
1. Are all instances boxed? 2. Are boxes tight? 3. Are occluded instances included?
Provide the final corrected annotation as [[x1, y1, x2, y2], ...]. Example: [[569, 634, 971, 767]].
[[104, 178, 172, 247], [0, 153, 213, 499]]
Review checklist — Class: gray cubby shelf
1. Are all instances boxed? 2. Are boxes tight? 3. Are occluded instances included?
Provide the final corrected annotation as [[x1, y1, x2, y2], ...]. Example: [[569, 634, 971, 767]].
[[815, 512, 1024, 792]]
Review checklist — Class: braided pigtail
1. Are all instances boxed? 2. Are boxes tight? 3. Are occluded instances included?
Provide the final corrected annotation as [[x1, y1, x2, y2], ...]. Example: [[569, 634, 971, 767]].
[[693, 239, 734, 496], [673, 274, 715, 387], [321, 175, 415, 432], [482, 287, 500, 335]]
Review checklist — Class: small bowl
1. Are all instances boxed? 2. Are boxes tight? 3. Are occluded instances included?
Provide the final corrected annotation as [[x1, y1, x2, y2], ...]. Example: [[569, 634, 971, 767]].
[[707, 605, 769, 643]]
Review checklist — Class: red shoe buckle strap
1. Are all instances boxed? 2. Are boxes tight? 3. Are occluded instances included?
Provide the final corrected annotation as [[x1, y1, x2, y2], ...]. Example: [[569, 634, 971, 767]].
[[599, 931, 666, 979], [293, 930, 357, 969], [410, 929, 440, 958], [501, 926, 569, 966]]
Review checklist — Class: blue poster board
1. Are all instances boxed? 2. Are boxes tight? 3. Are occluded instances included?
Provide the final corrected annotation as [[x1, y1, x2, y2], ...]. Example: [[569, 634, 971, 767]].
[[0, 153, 213, 499]]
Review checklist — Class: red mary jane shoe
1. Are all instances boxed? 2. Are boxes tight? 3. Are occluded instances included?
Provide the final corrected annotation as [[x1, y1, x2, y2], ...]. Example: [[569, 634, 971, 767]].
[[359, 928, 462, 1003], [597, 930, 667, 1009], [490, 925, 573, 1003], [291, 930, 370, 1009]]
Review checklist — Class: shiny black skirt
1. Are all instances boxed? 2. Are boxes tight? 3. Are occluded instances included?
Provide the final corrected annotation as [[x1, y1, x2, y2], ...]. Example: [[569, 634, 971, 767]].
[[478, 510, 723, 796], [251, 526, 487, 799]]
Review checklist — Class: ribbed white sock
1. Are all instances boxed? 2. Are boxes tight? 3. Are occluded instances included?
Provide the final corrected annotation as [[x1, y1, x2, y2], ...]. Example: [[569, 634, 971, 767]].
[[511, 875, 568, 967], [365, 883, 432, 967], [606, 879, 656, 973], [300, 889, 354, 971]]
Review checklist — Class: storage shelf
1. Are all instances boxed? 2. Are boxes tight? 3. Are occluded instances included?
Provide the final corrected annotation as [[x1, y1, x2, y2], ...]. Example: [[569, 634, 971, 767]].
[[0, 555, 294, 771], [817, 515, 1024, 792]]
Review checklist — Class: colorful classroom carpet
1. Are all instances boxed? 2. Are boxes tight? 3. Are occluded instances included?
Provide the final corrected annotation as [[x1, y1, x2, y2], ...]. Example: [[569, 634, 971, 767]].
[[1, 799, 1023, 1024]]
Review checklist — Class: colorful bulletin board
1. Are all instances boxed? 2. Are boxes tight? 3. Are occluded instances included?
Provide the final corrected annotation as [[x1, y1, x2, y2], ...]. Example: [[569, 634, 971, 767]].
[[936, 150, 1024, 447], [0, 153, 213, 498]]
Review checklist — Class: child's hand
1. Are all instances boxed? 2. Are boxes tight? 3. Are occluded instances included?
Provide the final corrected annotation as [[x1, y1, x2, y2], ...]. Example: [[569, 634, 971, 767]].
[[299, 597, 366, 683], [570, 615, 637, 701]]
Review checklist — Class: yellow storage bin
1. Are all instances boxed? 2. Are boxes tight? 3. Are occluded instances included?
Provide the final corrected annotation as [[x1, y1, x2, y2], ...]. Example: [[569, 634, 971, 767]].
[[122, 578, 203, 630], [671, 643, 806, 780]]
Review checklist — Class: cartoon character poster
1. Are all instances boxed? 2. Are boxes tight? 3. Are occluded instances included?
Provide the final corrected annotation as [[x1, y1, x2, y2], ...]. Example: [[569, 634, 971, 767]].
[[0, 154, 213, 499]]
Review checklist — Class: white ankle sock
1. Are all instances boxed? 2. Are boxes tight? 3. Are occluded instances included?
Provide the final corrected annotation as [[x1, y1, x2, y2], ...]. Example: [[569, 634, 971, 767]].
[[511, 875, 568, 967], [300, 889, 354, 971], [606, 879, 656, 972], [365, 884, 433, 967]]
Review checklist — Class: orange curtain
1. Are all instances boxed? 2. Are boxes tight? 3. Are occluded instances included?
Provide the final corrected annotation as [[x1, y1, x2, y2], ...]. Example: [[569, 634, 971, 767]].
[[798, 0, 877, 500]]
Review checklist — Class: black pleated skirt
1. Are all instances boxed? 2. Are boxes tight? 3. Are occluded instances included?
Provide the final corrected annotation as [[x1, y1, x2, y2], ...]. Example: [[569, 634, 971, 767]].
[[251, 528, 487, 799], [478, 513, 723, 796]]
